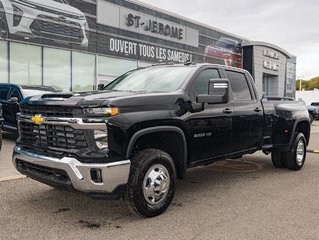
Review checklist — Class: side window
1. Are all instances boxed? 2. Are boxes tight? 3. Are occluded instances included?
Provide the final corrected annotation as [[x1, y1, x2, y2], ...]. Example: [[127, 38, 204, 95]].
[[8, 88, 22, 101], [192, 69, 220, 96], [0, 87, 10, 100], [226, 70, 252, 101]]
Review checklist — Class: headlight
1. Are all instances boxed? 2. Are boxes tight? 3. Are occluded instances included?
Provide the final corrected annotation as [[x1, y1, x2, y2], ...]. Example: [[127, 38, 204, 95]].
[[12, 4, 23, 26], [94, 130, 108, 150], [78, 15, 86, 20], [83, 107, 119, 117]]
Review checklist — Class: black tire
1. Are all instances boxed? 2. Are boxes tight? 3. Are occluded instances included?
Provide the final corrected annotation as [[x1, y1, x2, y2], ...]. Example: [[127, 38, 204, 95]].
[[271, 150, 287, 168], [125, 149, 176, 218], [0, 9, 9, 39], [283, 133, 307, 171], [309, 114, 314, 124]]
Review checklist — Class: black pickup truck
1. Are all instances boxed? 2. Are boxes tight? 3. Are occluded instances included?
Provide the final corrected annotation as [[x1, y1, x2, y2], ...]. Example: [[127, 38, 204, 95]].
[[13, 63, 311, 217]]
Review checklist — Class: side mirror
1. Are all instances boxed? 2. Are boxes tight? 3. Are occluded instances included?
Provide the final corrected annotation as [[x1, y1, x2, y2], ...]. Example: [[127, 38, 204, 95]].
[[9, 97, 19, 103], [98, 84, 105, 90], [197, 79, 229, 104]]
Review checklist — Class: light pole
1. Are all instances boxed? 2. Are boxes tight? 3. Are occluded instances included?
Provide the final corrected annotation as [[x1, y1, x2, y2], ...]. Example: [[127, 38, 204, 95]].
[[297, 75, 304, 91]]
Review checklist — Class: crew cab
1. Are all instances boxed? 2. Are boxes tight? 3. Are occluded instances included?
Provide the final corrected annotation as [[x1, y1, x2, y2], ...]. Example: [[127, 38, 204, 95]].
[[13, 63, 311, 217], [0, 84, 57, 132]]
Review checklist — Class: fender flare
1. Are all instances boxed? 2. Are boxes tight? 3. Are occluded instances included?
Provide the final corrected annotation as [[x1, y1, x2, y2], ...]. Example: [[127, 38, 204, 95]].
[[289, 118, 311, 146], [125, 126, 188, 179]]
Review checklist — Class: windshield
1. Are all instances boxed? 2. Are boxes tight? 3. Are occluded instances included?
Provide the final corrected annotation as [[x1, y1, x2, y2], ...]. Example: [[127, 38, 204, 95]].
[[104, 66, 194, 93]]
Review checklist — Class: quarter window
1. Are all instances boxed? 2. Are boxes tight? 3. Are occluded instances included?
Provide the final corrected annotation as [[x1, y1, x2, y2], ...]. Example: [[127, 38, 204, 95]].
[[226, 71, 252, 101]]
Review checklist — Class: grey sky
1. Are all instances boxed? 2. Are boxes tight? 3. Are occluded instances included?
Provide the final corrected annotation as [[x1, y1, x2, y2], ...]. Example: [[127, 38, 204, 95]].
[[138, 0, 318, 79]]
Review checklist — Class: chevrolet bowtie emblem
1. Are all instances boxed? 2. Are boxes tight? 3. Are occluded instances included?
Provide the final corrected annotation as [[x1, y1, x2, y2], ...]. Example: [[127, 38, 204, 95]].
[[31, 115, 44, 125]]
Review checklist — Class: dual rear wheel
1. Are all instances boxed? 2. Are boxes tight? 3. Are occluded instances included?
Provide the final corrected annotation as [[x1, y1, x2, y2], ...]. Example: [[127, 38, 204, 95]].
[[271, 133, 306, 171]]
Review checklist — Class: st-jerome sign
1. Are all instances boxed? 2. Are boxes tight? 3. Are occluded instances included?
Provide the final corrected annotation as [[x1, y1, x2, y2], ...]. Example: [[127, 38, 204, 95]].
[[126, 13, 184, 40], [97, 0, 199, 47]]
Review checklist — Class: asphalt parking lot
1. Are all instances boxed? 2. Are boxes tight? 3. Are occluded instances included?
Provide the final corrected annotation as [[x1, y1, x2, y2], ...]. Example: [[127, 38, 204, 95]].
[[0, 123, 319, 240]]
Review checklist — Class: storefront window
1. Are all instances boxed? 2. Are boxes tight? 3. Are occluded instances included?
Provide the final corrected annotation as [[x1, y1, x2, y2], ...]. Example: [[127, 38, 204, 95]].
[[98, 56, 137, 79], [10, 42, 42, 85], [43, 47, 71, 91], [72, 52, 95, 92], [0, 41, 8, 83]]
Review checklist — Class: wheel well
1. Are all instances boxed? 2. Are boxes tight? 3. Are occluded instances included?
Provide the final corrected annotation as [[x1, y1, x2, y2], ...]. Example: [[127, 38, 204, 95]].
[[131, 131, 187, 179], [295, 121, 310, 145]]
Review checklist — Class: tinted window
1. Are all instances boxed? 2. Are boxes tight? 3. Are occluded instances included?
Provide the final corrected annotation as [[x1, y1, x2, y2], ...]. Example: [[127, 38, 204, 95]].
[[193, 69, 220, 95], [0, 87, 9, 100], [226, 71, 252, 101]]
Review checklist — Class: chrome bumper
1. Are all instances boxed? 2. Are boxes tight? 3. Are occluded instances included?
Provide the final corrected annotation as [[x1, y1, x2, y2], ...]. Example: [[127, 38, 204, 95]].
[[13, 146, 131, 193]]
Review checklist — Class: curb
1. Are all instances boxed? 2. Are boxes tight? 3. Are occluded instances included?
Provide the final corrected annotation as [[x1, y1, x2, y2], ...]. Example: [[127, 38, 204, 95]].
[[0, 175, 26, 182], [307, 149, 319, 154]]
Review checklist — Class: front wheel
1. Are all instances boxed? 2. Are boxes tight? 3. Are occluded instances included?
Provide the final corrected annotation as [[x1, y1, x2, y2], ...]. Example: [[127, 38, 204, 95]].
[[125, 149, 176, 218]]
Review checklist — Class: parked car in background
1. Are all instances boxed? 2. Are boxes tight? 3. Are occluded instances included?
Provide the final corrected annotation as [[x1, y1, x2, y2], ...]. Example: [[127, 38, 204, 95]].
[[0, 84, 57, 132], [311, 102, 319, 110], [0, 103, 3, 150], [307, 106, 319, 123]]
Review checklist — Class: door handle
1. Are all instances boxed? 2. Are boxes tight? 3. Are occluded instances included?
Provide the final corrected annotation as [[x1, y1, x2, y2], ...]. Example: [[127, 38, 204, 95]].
[[223, 108, 233, 114], [254, 107, 262, 112]]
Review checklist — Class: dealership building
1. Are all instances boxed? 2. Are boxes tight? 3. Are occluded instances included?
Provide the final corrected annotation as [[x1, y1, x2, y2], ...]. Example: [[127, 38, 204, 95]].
[[0, 0, 296, 97]]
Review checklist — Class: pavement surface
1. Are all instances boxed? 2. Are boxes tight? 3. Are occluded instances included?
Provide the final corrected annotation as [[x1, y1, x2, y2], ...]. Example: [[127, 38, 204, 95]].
[[0, 123, 318, 240], [0, 132, 20, 180]]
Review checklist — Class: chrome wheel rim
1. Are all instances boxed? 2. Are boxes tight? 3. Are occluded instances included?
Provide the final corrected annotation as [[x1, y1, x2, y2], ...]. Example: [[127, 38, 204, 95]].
[[296, 139, 305, 165], [143, 164, 170, 205]]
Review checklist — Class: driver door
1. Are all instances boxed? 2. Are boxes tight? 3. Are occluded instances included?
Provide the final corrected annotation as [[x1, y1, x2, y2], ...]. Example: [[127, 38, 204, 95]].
[[186, 68, 234, 163]]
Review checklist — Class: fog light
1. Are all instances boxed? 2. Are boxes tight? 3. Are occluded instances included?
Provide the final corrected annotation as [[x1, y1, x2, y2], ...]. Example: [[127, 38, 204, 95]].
[[12, 4, 23, 26], [91, 169, 103, 183]]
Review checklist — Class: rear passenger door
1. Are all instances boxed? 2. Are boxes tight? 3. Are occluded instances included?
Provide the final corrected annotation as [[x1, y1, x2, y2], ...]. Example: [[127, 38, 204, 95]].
[[224, 70, 263, 152]]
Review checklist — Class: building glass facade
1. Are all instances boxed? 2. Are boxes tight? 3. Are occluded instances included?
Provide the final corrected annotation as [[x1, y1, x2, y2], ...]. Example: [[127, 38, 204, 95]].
[[0, 0, 295, 95]]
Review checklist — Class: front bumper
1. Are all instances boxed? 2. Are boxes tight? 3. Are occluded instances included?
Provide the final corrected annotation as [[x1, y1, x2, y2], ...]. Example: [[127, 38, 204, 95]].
[[13, 146, 130, 195]]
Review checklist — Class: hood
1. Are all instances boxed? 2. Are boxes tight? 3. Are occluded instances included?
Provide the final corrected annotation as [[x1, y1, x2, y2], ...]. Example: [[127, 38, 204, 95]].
[[23, 91, 185, 112], [27, 0, 85, 16]]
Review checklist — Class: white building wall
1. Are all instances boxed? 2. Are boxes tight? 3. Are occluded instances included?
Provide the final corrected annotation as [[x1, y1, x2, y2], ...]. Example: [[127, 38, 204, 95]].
[[253, 46, 287, 97], [296, 90, 319, 105]]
